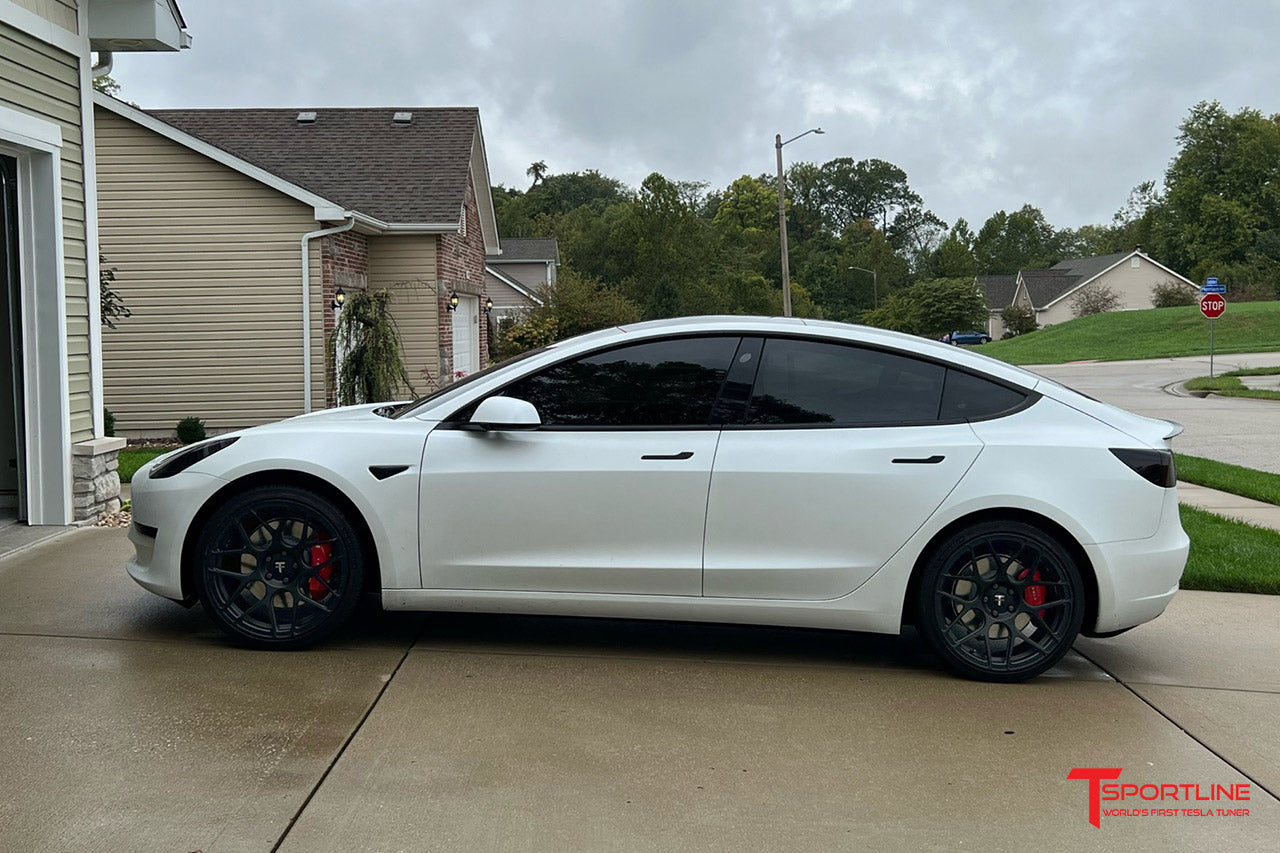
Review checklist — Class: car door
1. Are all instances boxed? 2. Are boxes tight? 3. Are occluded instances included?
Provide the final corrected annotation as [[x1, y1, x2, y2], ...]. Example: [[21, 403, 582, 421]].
[[703, 336, 986, 600], [418, 335, 741, 596]]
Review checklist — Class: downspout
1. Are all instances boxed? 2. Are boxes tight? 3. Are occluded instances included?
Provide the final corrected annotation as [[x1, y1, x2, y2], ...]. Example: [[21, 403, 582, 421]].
[[91, 50, 113, 78], [300, 217, 355, 412]]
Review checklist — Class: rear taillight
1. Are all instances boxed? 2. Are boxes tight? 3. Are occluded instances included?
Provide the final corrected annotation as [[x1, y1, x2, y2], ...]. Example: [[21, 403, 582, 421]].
[[1110, 448, 1176, 488]]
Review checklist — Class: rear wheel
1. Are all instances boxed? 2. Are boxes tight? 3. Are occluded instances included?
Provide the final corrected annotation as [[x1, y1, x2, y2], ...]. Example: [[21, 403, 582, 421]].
[[915, 520, 1084, 682], [195, 486, 364, 649]]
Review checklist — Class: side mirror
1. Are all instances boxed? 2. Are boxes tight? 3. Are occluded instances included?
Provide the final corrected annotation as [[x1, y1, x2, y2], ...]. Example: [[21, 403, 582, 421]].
[[468, 396, 541, 430]]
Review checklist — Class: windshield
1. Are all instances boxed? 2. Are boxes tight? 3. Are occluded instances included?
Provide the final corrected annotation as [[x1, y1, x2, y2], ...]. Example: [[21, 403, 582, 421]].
[[389, 344, 552, 418]]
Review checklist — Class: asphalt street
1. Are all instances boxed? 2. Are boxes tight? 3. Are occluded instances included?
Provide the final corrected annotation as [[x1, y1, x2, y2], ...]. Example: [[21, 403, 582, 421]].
[[1028, 352, 1280, 474]]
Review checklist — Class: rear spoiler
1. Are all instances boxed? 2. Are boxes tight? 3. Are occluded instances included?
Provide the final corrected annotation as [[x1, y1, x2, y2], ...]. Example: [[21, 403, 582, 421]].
[[1162, 420, 1185, 440]]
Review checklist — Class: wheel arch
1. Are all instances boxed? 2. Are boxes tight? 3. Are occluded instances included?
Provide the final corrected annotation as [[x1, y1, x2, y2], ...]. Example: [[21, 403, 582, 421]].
[[179, 469, 384, 603], [901, 507, 1098, 634]]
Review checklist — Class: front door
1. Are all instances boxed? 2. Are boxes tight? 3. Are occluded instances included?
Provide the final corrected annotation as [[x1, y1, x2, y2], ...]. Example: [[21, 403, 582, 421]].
[[418, 334, 741, 595], [0, 155, 26, 519], [451, 294, 479, 377]]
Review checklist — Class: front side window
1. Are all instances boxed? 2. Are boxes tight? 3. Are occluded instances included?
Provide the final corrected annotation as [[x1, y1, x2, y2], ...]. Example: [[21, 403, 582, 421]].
[[502, 335, 740, 427], [746, 338, 945, 425]]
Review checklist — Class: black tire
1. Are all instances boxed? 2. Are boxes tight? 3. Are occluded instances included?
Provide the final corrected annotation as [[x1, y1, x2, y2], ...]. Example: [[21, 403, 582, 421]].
[[195, 485, 365, 649], [915, 520, 1084, 682]]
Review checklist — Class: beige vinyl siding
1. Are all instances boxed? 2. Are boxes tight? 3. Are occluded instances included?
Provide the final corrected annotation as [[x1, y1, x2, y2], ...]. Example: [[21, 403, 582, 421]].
[[96, 107, 327, 436], [10, 0, 79, 33], [366, 235, 438, 396], [0, 21, 91, 440]]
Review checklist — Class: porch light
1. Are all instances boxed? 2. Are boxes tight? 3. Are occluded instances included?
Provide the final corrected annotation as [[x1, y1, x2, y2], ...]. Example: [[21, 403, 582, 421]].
[[447, 291, 459, 312], [331, 286, 345, 310], [484, 296, 494, 314]]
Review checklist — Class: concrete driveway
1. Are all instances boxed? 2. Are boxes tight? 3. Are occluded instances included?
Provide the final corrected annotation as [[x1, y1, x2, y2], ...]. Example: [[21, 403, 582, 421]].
[[1028, 351, 1280, 474], [1, 529, 1276, 852]]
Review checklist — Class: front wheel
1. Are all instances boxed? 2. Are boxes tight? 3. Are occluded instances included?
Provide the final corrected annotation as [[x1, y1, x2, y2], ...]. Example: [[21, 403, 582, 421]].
[[915, 521, 1084, 682], [195, 486, 365, 649]]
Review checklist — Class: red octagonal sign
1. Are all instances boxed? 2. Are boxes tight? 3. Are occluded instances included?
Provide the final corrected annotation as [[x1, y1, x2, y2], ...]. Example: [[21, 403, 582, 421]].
[[1200, 293, 1226, 319]]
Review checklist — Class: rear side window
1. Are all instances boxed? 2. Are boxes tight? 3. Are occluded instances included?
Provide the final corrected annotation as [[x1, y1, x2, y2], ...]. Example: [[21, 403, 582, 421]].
[[939, 369, 1029, 420], [746, 338, 945, 425], [502, 335, 740, 427]]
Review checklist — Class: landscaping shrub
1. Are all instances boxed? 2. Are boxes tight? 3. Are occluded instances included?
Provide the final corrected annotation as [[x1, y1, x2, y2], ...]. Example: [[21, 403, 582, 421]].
[[176, 416, 206, 445], [1151, 280, 1197, 308], [999, 304, 1038, 338], [104, 408, 115, 437], [1070, 284, 1121, 317]]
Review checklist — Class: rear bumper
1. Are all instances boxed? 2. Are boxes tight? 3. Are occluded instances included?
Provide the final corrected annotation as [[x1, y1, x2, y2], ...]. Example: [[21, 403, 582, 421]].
[[1086, 488, 1189, 633]]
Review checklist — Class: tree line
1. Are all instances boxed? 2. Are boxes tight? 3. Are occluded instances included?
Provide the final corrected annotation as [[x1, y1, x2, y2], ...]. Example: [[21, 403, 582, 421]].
[[491, 100, 1280, 355]]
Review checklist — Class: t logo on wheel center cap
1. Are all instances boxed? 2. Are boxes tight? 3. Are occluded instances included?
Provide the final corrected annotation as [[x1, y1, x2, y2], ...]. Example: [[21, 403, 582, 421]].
[[274, 560, 287, 573]]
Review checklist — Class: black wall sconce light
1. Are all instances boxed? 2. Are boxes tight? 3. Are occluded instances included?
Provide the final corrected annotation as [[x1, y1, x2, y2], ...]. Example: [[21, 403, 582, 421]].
[[331, 286, 346, 311], [447, 291, 459, 312]]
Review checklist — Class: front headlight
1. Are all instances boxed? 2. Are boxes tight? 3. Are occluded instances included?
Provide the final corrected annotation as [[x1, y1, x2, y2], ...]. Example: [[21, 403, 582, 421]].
[[150, 437, 239, 480]]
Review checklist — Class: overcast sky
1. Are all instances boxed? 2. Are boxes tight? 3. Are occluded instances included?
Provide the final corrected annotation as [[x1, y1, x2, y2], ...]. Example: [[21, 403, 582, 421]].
[[112, 0, 1277, 233]]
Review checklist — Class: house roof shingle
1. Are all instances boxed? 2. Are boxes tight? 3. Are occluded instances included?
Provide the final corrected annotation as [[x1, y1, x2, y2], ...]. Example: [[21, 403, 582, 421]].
[[488, 238, 560, 264], [146, 107, 479, 224], [1050, 250, 1132, 282], [977, 274, 1018, 310], [1019, 268, 1081, 309]]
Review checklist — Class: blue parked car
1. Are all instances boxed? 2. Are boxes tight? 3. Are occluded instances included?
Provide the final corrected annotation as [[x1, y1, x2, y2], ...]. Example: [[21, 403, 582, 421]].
[[941, 330, 992, 346]]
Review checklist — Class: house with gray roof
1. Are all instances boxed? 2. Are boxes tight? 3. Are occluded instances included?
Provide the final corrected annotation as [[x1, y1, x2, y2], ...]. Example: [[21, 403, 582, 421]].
[[2, 0, 189, 523], [483, 237, 559, 320], [980, 249, 1196, 337], [93, 95, 500, 436]]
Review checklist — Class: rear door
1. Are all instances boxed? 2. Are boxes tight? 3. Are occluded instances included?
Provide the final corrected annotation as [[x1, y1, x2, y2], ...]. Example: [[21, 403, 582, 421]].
[[703, 337, 985, 600]]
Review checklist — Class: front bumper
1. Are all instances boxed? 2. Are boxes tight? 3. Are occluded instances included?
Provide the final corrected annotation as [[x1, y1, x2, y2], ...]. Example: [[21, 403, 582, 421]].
[[126, 468, 227, 602]]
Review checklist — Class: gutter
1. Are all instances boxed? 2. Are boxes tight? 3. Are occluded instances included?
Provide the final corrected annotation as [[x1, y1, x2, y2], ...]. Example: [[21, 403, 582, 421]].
[[301, 217, 355, 412]]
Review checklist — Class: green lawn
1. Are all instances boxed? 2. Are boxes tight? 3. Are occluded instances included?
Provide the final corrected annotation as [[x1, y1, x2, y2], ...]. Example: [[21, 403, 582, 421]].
[[979, 300, 1280, 365], [1179, 505, 1280, 594], [1175, 453, 1280, 505], [1183, 365, 1280, 400], [118, 447, 173, 483]]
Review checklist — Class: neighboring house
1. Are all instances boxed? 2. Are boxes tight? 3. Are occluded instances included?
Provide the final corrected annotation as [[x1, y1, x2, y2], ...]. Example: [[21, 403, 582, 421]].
[[483, 237, 558, 320], [1, 0, 188, 523], [979, 249, 1198, 337], [94, 98, 500, 437]]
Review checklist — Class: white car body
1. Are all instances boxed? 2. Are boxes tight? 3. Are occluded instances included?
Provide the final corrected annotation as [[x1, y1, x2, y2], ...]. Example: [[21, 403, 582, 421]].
[[127, 317, 1189, 672]]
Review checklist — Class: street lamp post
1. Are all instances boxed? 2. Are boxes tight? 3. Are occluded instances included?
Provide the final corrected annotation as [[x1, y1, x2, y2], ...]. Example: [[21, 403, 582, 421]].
[[775, 127, 823, 317], [848, 265, 878, 308]]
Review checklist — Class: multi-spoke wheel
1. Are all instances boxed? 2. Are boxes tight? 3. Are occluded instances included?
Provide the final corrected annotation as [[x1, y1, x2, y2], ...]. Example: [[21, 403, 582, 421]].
[[915, 520, 1084, 682], [196, 486, 364, 649]]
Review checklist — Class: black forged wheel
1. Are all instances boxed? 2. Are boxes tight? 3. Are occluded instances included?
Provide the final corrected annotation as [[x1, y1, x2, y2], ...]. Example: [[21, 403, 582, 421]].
[[196, 486, 364, 649], [915, 520, 1084, 682]]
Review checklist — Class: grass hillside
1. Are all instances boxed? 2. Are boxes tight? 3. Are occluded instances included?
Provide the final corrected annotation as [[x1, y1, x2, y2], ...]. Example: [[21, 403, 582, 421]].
[[979, 300, 1280, 365]]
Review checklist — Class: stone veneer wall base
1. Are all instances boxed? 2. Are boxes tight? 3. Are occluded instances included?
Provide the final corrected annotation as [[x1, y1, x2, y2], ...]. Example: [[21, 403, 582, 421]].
[[71, 436, 128, 524]]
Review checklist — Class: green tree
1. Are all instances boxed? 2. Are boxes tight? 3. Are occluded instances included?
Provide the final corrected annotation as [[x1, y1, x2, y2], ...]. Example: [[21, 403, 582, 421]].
[[526, 160, 548, 188], [861, 277, 988, 338], [973, 205, 1061, 274], [330, 287, 414, 404]]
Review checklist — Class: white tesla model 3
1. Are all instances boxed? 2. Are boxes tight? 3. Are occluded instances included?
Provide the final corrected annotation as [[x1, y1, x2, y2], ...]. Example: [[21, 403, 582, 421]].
[[127, 317, 1189, 681]]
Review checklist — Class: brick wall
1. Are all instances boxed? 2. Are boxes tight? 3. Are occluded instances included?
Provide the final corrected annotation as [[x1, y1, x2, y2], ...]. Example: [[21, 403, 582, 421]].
[[322, 231, 370, 406], [436, 173, 489, 380]]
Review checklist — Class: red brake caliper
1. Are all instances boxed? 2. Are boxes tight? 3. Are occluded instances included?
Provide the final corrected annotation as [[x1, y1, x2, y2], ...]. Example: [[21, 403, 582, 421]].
[[1019, 568, 1046, 618], [308, 540, 333, 600]]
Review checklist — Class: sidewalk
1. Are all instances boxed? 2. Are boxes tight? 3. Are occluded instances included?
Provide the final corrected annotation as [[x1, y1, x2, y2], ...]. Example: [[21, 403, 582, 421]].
[[1179, 481, 1280, 531]]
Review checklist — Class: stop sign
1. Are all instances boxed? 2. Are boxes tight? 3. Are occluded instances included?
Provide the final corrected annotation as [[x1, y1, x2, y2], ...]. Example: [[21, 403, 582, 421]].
[[1200, 293, 1226, 319]]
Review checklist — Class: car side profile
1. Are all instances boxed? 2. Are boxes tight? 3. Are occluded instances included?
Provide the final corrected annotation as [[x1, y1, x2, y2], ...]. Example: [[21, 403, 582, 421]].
[[127, 317, 1189, 681], [942, 330, 993, 345]]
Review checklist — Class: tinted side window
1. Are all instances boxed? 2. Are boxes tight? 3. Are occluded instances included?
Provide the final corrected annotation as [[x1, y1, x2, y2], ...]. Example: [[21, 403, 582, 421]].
[[746, 339, 945, 425], [503, 336, 739, 427], [940, 369, 1028, 420]]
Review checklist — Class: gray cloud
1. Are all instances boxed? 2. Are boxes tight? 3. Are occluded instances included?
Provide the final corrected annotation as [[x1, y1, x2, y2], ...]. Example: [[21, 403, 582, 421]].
[[113, 0, 1280, 233]]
